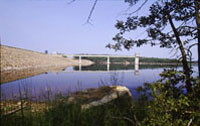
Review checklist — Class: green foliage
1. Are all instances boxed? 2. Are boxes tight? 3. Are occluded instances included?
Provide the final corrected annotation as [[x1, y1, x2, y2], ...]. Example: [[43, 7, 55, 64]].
[[62, 55, 67, 58], [108, 0, 199, 92], [44, 102, 82, 126], [109, 0, 199, 51], [44, 96, 135, 126], [139, 57, 178, 63], [136, 69, 200, 126], [1, 69, 199, 126], [81, 96, 134, 126], [1, 95, 135, 126], [1, 107, 46, 126], [74, 64, 181, 71]]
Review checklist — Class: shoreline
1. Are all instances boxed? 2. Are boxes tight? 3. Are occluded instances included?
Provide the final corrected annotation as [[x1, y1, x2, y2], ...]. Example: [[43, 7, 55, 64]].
[[1, 65, 81, 84], [0, 45, 93, 83]]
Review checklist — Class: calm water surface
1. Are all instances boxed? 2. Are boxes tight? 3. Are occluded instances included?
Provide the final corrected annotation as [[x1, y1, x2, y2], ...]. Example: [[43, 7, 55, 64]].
[[1, 64, 198, 99]]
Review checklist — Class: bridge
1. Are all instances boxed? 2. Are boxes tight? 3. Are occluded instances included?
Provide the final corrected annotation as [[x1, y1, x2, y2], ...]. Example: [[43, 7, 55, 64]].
[[64, 53, 140, 74]]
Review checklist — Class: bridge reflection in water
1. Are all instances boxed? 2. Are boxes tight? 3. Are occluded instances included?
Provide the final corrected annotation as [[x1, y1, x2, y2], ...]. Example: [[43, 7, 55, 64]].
[[64, 53, 140, 75]]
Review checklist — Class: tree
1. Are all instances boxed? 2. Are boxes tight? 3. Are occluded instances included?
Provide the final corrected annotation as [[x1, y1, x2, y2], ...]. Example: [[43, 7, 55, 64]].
[[194, 0, 200, 78], [136, 69, 200, 126], [107, 0, 200, 92]]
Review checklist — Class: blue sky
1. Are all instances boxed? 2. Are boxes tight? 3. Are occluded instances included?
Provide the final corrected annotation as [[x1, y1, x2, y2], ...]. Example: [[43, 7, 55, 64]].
[[0, 0, 198, 59]]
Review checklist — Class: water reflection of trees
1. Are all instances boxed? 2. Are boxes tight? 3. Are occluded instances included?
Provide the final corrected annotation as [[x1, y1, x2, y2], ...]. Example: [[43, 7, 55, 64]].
[[74, 64, 181, 71]]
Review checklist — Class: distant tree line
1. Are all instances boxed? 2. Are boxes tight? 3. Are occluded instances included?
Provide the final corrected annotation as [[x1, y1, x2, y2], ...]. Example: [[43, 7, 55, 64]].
[[76, 57, 179, 64], [74, 64, 182, 71]]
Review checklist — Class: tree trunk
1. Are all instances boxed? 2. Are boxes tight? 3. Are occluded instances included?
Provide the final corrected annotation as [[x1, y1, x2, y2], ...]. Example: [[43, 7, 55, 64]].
[[194, 0, 200, 78], [168, 13, 192, 92]]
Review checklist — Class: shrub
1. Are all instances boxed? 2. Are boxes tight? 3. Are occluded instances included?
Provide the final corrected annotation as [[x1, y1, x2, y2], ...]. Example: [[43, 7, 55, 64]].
[[136, 69, 200, 126]]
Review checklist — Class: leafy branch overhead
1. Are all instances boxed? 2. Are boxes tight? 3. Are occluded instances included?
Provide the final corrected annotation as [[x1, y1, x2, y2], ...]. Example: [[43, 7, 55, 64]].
[[107, 0, 200, 89], [70, 0, 200, 88], [108, 0, 199, 51]]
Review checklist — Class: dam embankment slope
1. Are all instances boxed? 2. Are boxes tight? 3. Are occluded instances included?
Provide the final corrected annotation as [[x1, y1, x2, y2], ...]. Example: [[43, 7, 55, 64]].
[[0, 45, 93, 83]]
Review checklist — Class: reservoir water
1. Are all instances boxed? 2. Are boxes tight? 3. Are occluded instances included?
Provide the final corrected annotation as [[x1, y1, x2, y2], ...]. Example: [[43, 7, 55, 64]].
[[1, 64, 198, 100]]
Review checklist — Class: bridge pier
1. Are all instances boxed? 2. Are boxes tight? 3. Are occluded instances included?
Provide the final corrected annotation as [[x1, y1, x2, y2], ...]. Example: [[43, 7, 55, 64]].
[[79, 56, 82, 71], [107, 56, 110, 71], [65, 54, 140, 72], [134, 53, 139, 75]]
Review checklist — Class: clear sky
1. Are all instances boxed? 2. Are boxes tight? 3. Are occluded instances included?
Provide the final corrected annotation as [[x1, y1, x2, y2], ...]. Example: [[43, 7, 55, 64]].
[[0, 0, 198, 59]]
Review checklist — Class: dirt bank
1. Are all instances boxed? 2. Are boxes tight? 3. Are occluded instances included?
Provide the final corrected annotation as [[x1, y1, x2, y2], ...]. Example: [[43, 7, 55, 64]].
[[0, 45, 93, 83]]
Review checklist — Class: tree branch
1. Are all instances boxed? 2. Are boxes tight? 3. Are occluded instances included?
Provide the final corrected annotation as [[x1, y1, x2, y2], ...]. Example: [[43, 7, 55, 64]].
[[67, 0, 76, 4], [85, 0, 98, 25], [129, 0, 148, 15]]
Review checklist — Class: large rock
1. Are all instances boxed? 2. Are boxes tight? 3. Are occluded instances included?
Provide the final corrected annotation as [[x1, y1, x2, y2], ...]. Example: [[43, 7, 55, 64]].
[[66, 86, 132, 109]]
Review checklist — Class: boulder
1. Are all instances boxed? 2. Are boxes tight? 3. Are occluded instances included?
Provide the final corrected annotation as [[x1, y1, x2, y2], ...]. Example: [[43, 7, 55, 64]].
[[66, 86, 132, 109]]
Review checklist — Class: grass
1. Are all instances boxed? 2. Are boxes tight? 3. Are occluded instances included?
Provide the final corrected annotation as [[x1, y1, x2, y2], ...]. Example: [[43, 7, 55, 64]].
[[1, 92, 139, 126], [1, 86, 143, 126]]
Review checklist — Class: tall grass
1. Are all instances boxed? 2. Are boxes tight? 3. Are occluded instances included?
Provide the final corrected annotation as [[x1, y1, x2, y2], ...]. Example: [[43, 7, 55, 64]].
[[1, 83, 145, 126]]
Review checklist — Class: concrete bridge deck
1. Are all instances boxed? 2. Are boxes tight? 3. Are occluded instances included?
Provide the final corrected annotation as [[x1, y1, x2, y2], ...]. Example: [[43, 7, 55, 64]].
[[63, 53, 140, 74]]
